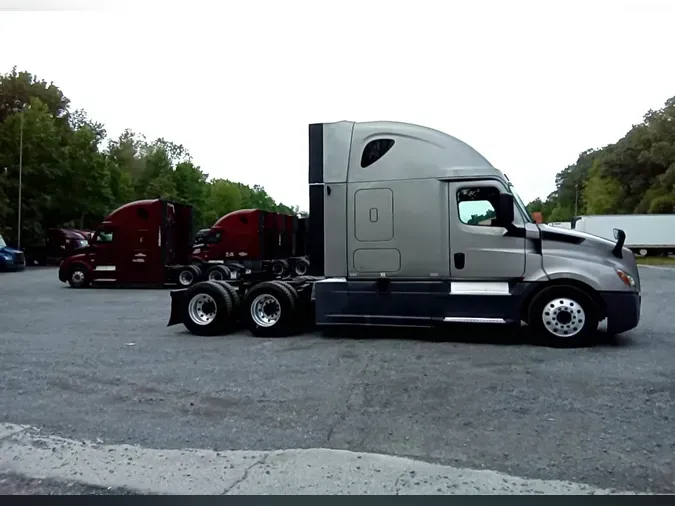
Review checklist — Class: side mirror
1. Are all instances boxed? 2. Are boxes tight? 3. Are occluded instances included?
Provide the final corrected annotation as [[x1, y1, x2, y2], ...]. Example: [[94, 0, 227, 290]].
[[612, 228, 626, 259], [496, 193, 515, 226]]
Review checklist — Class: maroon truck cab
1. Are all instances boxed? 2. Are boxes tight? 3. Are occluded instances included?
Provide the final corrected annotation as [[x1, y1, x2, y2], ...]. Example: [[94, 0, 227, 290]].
[[192, 209, 310, 278], [58, 199, 193, 288], [192, 209, 272, 265]]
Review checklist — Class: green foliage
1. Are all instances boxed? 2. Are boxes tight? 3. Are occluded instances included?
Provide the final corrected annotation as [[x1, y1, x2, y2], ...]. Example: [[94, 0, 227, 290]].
[[0, 69, 301, 247], [527, 95, 675, 221]]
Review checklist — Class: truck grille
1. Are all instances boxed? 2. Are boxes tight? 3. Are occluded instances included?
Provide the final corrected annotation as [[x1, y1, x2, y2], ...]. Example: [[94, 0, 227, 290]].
[[14, 252, 25, 265]]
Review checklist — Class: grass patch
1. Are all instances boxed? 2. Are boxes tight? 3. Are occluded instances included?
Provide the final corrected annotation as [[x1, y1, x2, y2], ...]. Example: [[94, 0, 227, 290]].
[[636, 256, 675, 266]]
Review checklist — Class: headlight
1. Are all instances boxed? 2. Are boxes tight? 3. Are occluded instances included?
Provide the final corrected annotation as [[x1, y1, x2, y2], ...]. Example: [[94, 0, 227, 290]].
[[0, 254, 11, 261], [616, 269, 636, 287]]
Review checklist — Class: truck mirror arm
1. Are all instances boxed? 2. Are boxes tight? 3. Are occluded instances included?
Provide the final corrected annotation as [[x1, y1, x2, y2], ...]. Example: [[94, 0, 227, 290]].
[[612, 228, 626, 259]]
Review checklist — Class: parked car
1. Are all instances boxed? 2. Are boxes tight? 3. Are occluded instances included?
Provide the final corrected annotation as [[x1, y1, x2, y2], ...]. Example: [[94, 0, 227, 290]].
[[0, 233, 26, 272]]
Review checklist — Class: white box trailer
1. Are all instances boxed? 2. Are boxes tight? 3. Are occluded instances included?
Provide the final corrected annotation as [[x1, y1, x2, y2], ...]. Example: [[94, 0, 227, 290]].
[[571, 214, 675, 256]]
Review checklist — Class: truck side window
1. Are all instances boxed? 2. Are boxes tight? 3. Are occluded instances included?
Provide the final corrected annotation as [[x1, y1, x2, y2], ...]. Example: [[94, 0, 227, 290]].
[[361, 139, 395, 168], [97, 231, 114, 243], [457, 187, 499, 226], [207, 232, 222, 244]]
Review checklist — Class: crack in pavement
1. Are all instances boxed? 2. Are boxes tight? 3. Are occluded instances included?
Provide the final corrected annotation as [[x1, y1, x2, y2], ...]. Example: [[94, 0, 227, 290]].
[[325, 353, 373, 444], [222, 453, 271, 495], [393, 471, 406, 495]]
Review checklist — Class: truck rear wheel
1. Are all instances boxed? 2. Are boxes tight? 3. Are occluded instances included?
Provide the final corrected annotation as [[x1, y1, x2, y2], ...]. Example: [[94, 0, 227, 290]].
[[292, 258, 310, 276], [212, 280, 241, 312], [68, 264, 91, 289], [243, 281, 297, 337], [182, 281, 234, 336], [206, 264, 232, 281], [271, 259, 289, 277], [270, 280, 299, 307], [177, 265, 201, 287], [527, 285, 598, 348]]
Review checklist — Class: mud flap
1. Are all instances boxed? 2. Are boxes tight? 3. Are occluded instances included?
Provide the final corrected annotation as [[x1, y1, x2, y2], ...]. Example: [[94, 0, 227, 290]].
[[167, 288, 187, 326]]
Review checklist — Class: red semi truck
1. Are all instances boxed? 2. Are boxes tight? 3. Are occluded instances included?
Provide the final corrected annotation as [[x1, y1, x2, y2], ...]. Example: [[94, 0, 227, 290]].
[[58, 199, 194, 288], [58, 199, 310, 288], [191, 209, 310, 281]]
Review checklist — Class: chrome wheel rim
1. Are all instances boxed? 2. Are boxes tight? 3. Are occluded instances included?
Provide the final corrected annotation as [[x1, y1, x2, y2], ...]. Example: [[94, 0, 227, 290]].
[[250, 294, 281, 327], [188, 293, 217, 325], [72, 270, 84, 284], [272, 264, 284, 276], [179, 270, 194, 286], [295, 263, 307, 276], [542, 297, 585, 338]]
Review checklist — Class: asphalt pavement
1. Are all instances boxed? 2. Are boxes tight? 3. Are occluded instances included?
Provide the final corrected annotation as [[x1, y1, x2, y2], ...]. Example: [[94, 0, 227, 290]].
[[0, 266, 674, 493]]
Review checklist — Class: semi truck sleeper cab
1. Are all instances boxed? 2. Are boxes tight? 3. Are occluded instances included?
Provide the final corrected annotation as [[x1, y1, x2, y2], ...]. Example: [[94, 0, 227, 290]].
[[168, 120, 642, 347]]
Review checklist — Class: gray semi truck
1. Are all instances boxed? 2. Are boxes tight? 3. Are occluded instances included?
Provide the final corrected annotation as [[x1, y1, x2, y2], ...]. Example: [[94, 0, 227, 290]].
[[167, 120, 642, 347]]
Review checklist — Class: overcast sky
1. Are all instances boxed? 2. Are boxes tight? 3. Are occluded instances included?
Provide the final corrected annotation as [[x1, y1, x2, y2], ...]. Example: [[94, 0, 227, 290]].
[[1, 0, 674, 211]]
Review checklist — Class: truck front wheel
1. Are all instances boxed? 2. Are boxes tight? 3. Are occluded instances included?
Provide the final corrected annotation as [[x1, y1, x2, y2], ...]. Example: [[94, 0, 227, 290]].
[[68, 265, 91, 289], [527, 285, 598, 348], [243, 281, 297, 337]]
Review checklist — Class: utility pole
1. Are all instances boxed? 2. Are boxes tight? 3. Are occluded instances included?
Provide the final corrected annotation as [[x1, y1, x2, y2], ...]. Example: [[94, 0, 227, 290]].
[[574, 183, 579, 216], [18, 105, 24, 250]]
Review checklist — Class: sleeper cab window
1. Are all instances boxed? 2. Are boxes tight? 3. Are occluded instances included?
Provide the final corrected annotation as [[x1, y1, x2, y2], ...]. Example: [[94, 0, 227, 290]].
[[457, 186, 499, 226], [361, 139, 395, 168]]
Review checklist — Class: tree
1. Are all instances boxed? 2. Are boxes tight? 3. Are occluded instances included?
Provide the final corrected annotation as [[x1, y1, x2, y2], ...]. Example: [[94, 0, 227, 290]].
[[527, 95, 675, 220], [0, 68, 304, 247]]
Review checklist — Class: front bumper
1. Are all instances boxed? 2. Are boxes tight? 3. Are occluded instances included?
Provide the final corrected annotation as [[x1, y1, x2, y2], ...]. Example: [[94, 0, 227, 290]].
[[0, 261, 26, 272], [600, 290, 641, 335]]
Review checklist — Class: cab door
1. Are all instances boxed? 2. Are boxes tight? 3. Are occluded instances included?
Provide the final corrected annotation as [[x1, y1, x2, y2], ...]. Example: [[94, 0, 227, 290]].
[[125, 228, 156, 284], [448, 180, 526, 280], [88, 226, 118, 281]]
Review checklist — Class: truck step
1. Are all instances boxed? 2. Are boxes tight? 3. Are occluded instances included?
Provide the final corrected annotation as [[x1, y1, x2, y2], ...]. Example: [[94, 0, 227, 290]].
[[442, 317, 510, 324]]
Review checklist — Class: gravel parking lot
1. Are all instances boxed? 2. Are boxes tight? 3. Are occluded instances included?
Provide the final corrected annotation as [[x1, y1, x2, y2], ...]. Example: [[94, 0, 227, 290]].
[[1, 266, 674, 493]]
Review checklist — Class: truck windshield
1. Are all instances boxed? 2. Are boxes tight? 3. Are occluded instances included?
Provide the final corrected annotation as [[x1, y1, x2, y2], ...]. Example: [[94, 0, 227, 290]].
[[508, 183, 534, 224], [0, 235, 6, 248]]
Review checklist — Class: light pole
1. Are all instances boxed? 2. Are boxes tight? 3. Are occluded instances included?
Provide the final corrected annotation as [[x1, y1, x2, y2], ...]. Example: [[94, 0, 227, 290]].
[[574, 183, 579, 216], [14, 100, 26, 250]]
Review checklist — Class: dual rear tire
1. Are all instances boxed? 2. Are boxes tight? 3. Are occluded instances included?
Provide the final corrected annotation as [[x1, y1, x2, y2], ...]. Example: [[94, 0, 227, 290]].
[[243, 281, 299, 337], [181, 280, 300, 338]]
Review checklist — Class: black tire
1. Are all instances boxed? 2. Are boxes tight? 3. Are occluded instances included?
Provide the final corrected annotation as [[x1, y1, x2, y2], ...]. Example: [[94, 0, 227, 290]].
[[192, 264, 203, 279], [292, 258, 310, 277], [270, 259, 289, 277], [527, 285, 598, 348], [182, 281, 233, 336], [68, 264, 91, 288], [212, 280, 241, 312], [270, 280, 298, 306], [243, 281, 297, 337], [177, 265, 201, 287], [205, 264, 232, 281]]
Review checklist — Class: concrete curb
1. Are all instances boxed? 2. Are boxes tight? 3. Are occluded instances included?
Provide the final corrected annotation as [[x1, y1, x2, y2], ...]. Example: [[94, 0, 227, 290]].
[[0, 423, 642, 495]]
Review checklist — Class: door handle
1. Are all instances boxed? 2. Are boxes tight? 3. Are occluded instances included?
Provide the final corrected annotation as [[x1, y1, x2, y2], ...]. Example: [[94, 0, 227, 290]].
[[454, 253, 465, 270]]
